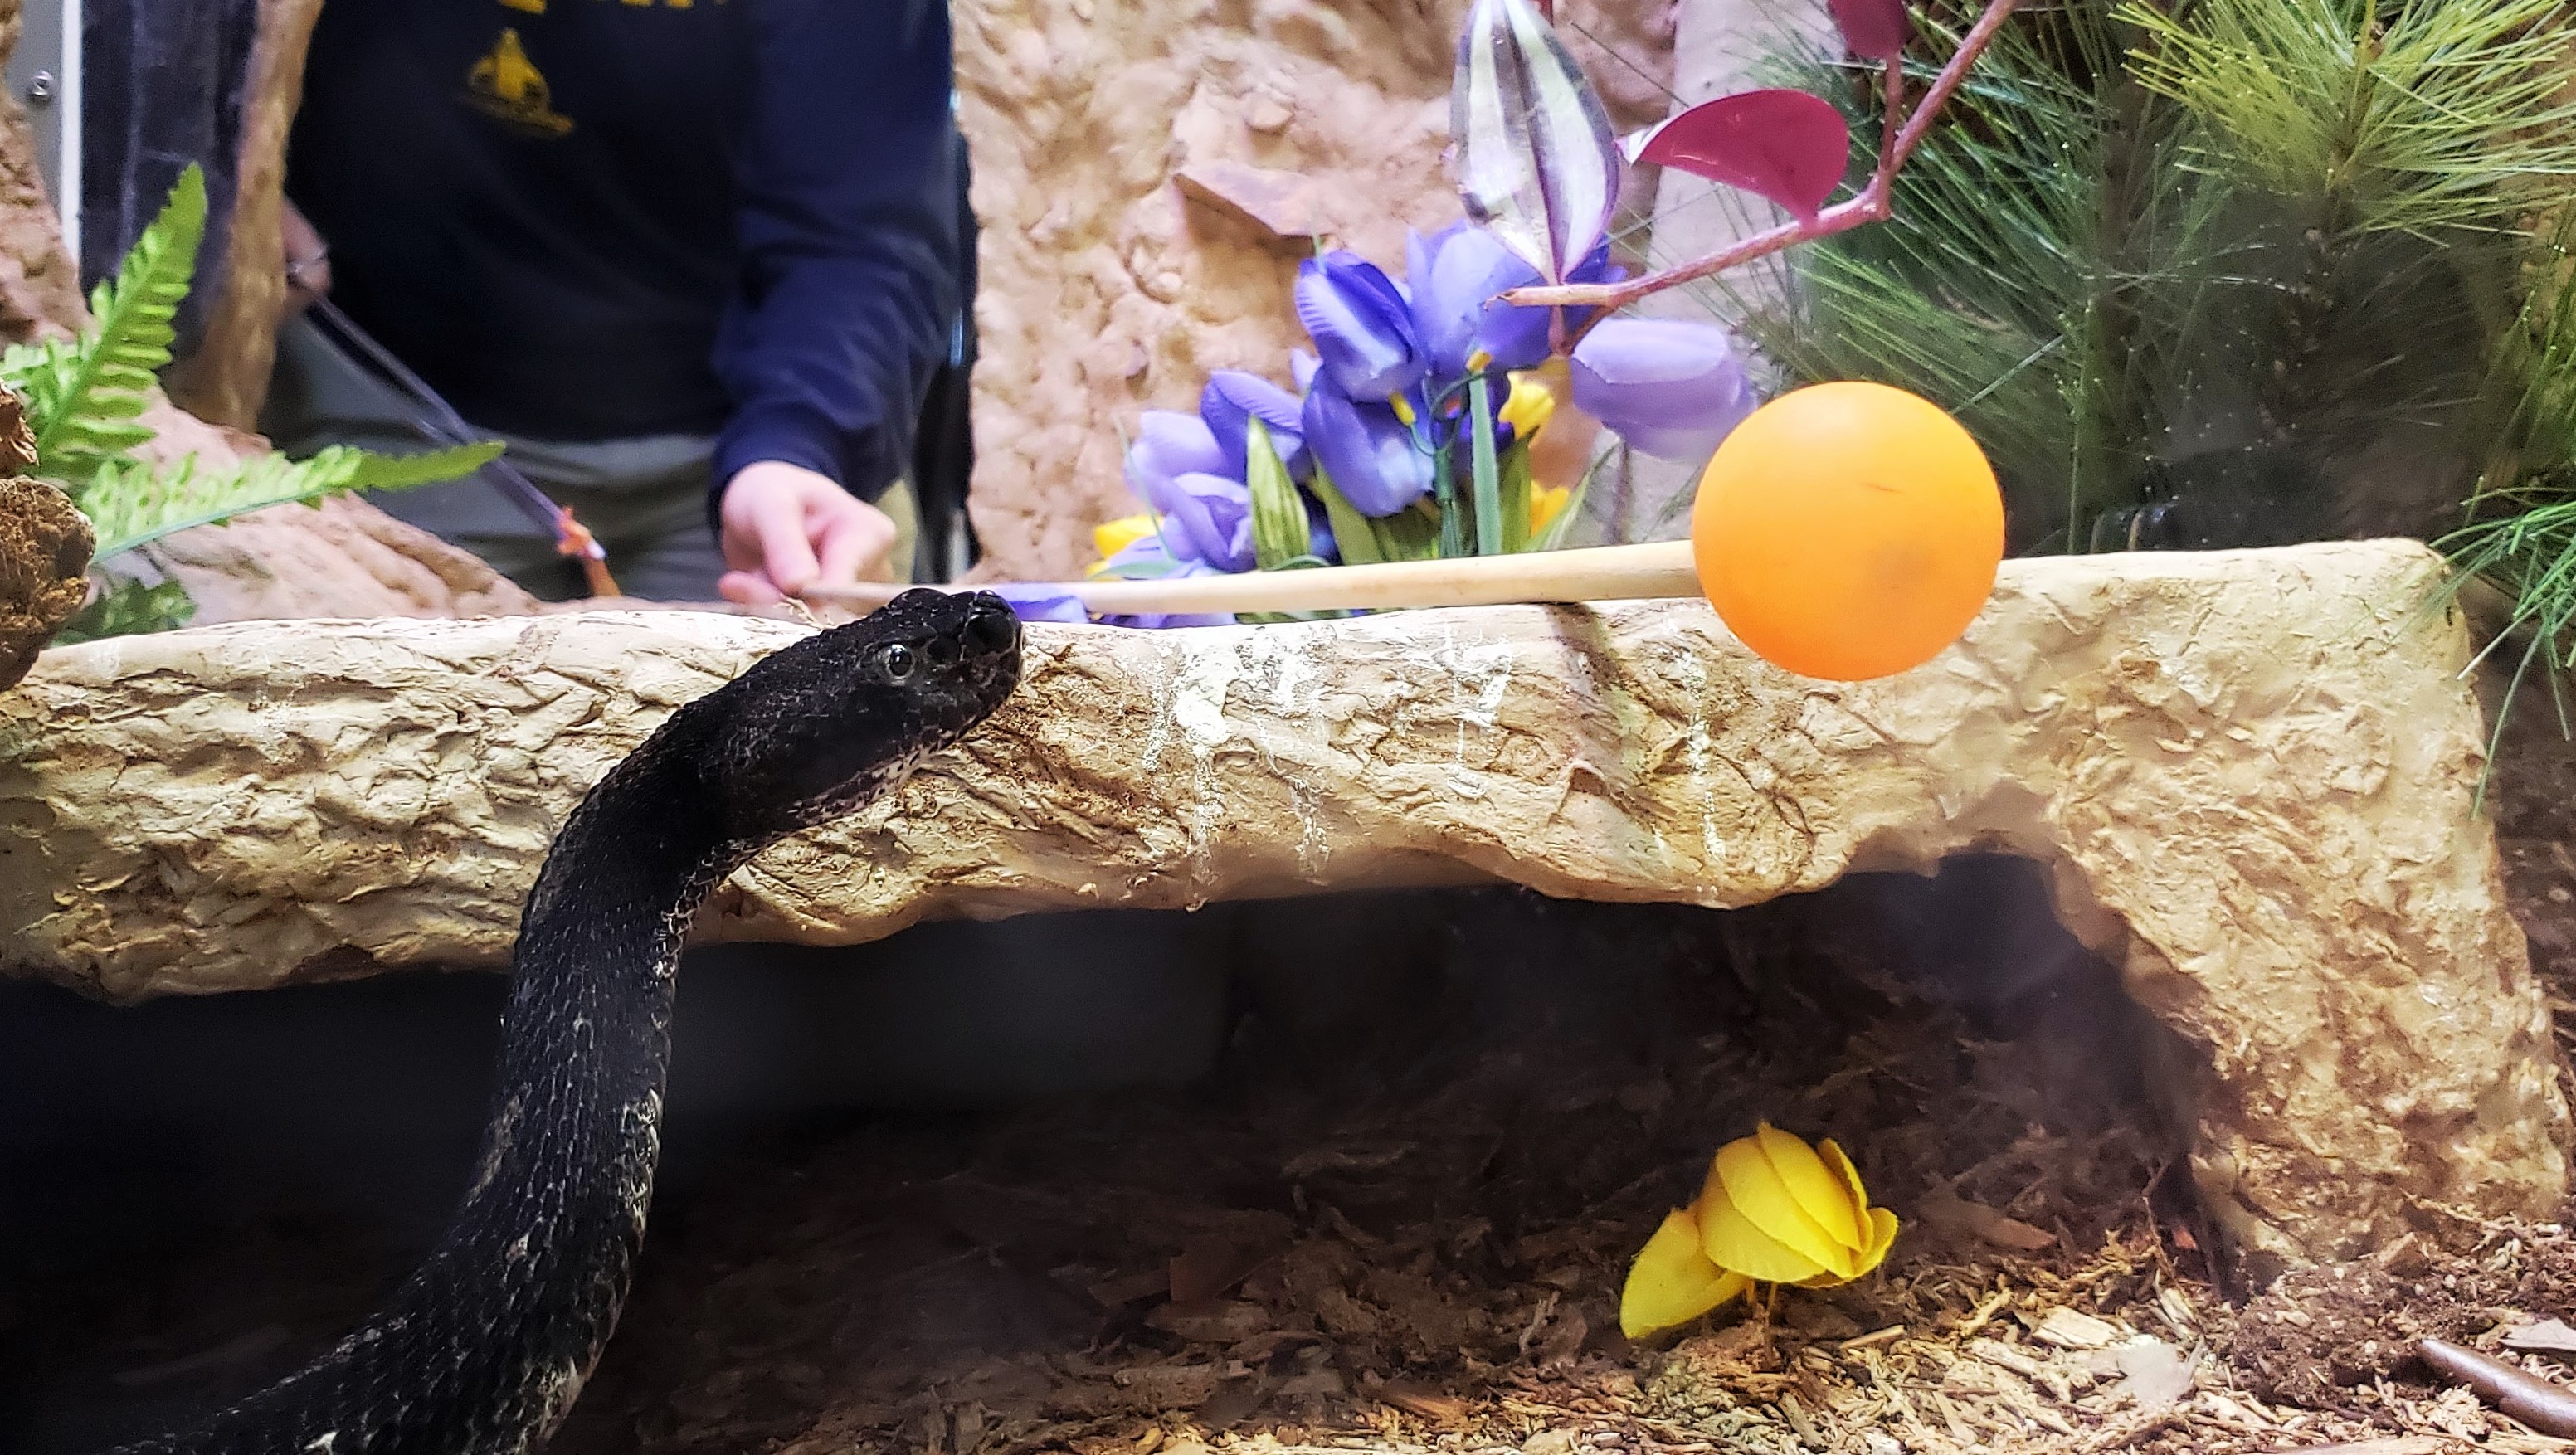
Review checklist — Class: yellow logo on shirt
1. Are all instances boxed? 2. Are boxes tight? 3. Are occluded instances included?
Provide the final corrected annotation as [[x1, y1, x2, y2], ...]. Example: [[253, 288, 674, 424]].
[[463, 27, 575, 136]]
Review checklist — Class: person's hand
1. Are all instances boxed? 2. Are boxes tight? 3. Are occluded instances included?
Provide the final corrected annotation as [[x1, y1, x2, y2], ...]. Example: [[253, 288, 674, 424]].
[[718, 460, 898, 606], [281, 200, 331, 318]]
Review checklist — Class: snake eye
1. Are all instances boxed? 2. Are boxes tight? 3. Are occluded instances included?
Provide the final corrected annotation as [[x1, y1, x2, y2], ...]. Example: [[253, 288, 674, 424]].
[[881, 643, 917, 682]]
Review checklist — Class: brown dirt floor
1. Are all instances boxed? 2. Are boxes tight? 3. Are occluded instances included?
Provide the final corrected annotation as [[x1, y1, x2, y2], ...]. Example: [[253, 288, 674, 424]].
[[8, 671, 2576, 1455]]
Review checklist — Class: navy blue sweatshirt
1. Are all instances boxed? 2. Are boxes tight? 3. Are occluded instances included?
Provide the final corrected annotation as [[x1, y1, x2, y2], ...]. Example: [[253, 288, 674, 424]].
[[285, 0, 962, 506]]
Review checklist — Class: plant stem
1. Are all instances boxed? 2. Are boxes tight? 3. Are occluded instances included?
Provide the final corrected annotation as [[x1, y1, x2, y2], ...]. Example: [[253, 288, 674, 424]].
[[1506, 0, 2023, 317], [1435, 441, 1464, 557], [1468, 374, 1503, 555]]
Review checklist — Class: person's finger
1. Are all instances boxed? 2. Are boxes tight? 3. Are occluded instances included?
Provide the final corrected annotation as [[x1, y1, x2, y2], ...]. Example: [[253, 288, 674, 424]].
[[747, 485, 821, 596], [718, 569, 786, 606], [811, 503, 894, 588]]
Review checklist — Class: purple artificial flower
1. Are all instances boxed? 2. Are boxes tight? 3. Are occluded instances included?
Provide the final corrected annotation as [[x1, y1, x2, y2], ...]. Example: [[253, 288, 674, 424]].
[[1093, 536, 1236, 629], [990, 584, 1090, 625], [1139, 469, 1257, 573], [1569, 318, 1759, 465], [1200, 371, 1309, 481], [1123, 410, 1229, 503], [1412, 222, 1547, 377], [1303, 376, 1438, 517], [1410, 225, 1628, 379], [1294, 251, 1428, 401], [1305, 495, 1338, 562]]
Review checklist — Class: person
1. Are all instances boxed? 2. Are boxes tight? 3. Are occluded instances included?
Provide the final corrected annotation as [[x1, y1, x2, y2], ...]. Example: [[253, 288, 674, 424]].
[[262, 0, 967, 605]]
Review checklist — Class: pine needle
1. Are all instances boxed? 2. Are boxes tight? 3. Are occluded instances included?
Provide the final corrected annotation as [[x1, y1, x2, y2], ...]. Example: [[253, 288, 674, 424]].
[[2119, 0, 2576, 240]]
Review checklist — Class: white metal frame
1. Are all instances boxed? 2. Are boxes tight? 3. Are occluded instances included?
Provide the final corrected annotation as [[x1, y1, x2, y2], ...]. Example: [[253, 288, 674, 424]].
[[5, 0, 80, 263]]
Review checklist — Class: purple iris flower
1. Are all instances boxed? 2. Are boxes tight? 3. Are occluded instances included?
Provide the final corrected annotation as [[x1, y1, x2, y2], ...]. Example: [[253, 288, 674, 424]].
[[1200, 372, 1310, 481], [1139, 470, 1257, 573], [1411, 223, 1546, 376], [990, 585, 1089, 625], [1408, 225, 1625, 379], [1294, 251, 1428, 401], [1303, 376, 1438, 516], [1093, 535, 1236, 629], [1569, 318, 1759, 464], [1305, 496, 1337, 562], [1291, 348, 1321, 394], [1123, 410, 1229, 504]]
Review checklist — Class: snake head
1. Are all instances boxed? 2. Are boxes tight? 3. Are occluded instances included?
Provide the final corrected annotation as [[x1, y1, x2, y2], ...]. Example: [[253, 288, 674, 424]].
[[698, 588, 1025, 842]]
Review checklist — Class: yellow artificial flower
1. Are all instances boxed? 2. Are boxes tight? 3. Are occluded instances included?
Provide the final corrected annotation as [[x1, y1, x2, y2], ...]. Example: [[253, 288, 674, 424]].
[[1619, 1123, 1899, 1341], [1093, 513, 1157, 561], [1088, 513, 1158, 577], [1530, 483, 1571, 538], [1501, 370, 1559, 440], [1698, 1124, 1897, 1290], [1619, 1206, 1751, 1340]]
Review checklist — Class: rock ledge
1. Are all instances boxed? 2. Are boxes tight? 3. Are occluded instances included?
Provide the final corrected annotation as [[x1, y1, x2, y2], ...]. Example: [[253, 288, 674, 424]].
[[0, 540, 2562, 1268]]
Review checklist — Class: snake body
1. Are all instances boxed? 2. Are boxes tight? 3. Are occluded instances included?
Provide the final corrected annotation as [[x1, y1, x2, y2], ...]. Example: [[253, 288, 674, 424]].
[[109, 589, 1025, 1455]]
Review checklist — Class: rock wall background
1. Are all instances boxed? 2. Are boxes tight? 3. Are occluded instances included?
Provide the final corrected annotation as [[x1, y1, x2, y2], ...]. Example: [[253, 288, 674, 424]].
[[953, 0, 1681, 582]]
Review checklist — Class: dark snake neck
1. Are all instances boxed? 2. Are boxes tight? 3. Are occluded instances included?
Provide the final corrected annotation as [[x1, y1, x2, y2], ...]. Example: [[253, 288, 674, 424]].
[[116, 733, 737, 1455]]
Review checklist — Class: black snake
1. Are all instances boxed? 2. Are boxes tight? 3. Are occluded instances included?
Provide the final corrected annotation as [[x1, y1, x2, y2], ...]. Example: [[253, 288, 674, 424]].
[[107, 588, 1025, 1455]]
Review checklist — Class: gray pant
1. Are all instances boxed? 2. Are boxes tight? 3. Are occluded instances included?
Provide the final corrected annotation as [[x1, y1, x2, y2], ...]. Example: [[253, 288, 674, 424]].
[[266, 317, 905, 603]]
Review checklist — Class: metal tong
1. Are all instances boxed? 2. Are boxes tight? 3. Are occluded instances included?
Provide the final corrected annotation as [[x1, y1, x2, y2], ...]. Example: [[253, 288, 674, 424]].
[[300, 295, 621, 598]]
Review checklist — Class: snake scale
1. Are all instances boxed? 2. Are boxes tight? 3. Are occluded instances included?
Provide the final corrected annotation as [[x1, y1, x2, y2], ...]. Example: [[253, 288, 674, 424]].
[[104, 589, 1025, 1455]]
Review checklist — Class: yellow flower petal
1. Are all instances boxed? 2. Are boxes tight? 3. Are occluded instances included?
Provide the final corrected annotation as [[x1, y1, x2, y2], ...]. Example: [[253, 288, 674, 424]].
[[1710, 1134, 1858, 1278], [1621, 1207, 1751, 1340], [1758, 1124, 1866, 1255], [1859, 1206, 1900, 1274], [1695, 1172, 1833, 1284], [1799, 1208, 1902, 1288], [1819, 1137, 1871, 1217], [1530, 484, 1570, 537], [1501, 372, 1558, 438], [1093, 513, 1157, 562]]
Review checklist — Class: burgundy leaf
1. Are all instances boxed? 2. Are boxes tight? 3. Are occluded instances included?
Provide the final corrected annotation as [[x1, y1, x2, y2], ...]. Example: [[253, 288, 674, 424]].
[[1828, 0, 1911, 61], [1635, 90, 1851, 225]]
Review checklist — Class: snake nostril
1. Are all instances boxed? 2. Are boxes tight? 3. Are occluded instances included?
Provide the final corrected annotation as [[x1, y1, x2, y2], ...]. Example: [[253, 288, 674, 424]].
[[964, 601, 1019, 654]]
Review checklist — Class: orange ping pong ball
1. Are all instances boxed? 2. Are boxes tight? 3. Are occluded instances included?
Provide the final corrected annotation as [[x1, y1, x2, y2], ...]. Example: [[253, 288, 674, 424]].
[[1689, 382, 2004, 682]]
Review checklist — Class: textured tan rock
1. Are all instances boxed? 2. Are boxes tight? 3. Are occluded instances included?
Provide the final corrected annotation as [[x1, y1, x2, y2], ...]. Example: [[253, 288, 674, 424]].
[[0, 475, 89, 688], [132, 491, 543, 625], [0, 539, 2560, 1264], [952, 0, 1675, 582]]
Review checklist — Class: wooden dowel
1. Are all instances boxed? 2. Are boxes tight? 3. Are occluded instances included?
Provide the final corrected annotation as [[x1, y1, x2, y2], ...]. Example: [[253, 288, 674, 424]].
[[803, 539, 1702, 617]]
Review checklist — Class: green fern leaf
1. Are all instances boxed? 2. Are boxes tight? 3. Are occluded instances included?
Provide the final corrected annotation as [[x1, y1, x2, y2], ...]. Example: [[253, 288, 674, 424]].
[[80, 440, 500, 558], [4, 164, 208, 485], [330, 440, 506, 493], [49, 577, 197, 644]]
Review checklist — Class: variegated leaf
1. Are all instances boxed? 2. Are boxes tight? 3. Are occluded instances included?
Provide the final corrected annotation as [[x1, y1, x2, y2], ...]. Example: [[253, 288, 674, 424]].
[[1450, 0, 1621, 285]]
